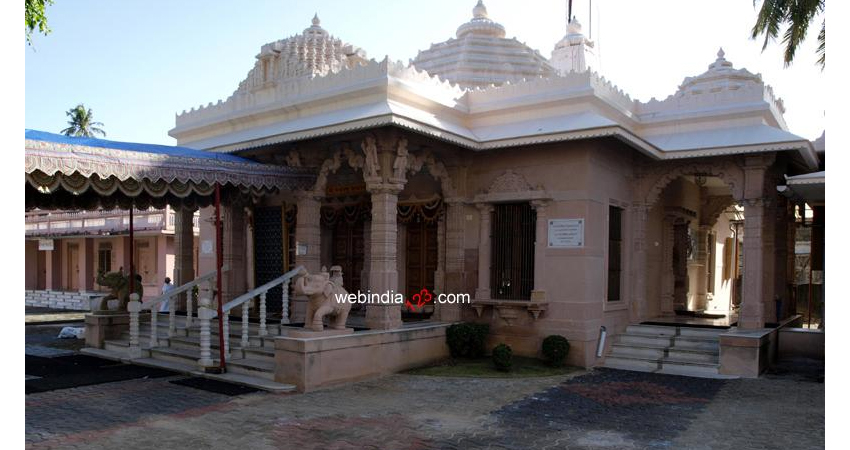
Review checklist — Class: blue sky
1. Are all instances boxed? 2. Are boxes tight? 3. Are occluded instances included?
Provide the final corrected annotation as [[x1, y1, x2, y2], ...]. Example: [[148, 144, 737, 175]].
[[25, 0, 826, 145]]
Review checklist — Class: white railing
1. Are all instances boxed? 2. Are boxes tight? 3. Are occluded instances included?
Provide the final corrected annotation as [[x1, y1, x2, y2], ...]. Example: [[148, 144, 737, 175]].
[[128, 266, 228, 351], [198, 266, 303, 363]]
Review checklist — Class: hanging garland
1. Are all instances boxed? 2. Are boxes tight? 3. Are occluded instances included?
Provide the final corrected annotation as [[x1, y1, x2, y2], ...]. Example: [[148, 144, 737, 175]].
[[397, 198, 443, 224]]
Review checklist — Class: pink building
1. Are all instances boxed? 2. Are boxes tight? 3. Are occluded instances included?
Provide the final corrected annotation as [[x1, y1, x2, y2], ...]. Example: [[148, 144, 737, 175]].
[[25, 207, 199, 309]]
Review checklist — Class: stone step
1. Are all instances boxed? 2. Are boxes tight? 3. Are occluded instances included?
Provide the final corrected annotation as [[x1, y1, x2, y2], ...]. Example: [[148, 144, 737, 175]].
[[657, 358, 727, 379], [601, 355, 661, 373], [626, 324, 678, 336], [130, 357, 295, 392], [609, 343, 666, 359], [677, 327, 726, 338], [240, 346, 275, 362], [619, 334, 674, 347], [671, 336, 720, 351], [667, 348, 719, 364], [225, 358, 276, 381]]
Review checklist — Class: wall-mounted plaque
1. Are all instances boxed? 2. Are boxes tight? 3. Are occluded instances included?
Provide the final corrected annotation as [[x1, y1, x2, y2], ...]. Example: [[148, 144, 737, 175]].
[[201, 240, 213, 255], [548, 219, 584, 248], [38, 239, 54, 251]]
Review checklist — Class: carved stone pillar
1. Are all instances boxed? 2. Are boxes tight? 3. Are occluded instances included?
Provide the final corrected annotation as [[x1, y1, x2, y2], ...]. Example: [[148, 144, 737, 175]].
[[694, 225, 712, 311], [475, 203, 494, 301], [221, 203, 246, 304], [530, 200, 549, 301], [294, 193, 322, 274], [434, 213, 446, 294], [739, 197, 775, 328], [629, 203, 649, 321], [174, 207, 196, 310], [441, 200, 466, 322], [738, 155, 778, 329], [365, 185, 403, 330], [360, 219, 371, 293]]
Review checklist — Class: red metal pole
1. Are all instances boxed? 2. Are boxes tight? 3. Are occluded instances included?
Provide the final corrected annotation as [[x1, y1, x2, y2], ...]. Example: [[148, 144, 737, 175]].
[[215, 184, 226, 371], [129, 207, 134, 296]]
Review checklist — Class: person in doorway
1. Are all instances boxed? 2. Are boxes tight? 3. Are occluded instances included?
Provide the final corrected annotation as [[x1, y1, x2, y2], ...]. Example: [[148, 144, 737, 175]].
[[159, 277, 173, 313]]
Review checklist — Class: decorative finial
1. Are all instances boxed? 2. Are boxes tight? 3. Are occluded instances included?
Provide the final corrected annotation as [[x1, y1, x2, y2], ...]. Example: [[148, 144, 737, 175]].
[[717, 47, 725, 59], [312, 13, 320, 26], [473, 0, 488, 19]]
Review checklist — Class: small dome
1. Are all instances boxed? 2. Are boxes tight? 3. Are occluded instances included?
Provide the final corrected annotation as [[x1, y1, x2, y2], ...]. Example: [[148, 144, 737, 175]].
[[234, 15, 367, 94], [456, 0, 506, 39], [413, 1, 554, 89]]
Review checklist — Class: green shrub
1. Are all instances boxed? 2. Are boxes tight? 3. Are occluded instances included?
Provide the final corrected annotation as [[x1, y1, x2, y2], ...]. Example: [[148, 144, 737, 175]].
[[541, 335, 570, 367], [492, 343, 513, 371], [446, 323, 489, 358]]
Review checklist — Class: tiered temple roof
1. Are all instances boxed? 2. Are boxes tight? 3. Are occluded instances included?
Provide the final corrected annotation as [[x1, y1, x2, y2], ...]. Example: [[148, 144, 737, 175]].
[[170, 2, 817, 170], [410, 1, 554, 89]]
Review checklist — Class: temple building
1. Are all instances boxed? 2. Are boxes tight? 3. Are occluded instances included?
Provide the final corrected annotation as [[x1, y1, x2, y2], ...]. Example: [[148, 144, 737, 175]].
[[25, 1, 824, 386]]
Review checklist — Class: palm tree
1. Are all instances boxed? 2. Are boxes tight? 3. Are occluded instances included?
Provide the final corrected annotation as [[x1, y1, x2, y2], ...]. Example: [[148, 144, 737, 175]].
[[60, 104, 106, 137], [751, 0, 825, 69]]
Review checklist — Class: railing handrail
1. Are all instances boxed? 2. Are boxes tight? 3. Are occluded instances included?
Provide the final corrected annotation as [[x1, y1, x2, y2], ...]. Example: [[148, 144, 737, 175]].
[[220, 265, 304, 314], [142, 264, 230, 311]]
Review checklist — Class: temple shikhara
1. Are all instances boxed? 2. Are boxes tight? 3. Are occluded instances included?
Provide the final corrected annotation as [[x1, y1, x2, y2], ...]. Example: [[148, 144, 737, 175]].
[[25, 2, 825, 390]]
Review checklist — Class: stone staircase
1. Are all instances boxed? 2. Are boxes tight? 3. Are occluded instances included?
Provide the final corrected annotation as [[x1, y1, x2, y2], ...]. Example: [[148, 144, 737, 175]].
[[83, 313, 296, 392], [602, 324, 736, 379]]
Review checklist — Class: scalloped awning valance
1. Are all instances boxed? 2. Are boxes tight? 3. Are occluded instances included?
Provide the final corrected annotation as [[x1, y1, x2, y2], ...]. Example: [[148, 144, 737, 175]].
[[25, 130, 315, 210]]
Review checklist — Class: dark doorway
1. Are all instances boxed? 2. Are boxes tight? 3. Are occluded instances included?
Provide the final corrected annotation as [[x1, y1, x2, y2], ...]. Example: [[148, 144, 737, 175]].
[[332, 220, 364, 293], [254, 206, 284, 313], [406, 220, 438, 298]]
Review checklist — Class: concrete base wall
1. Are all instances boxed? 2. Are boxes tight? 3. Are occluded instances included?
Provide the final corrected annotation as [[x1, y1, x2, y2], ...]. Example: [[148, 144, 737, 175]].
[[779, 328, 825, 360], [274, 322, 450, 392], [26, 290, 104, 311], [85, 313, 130, 349]]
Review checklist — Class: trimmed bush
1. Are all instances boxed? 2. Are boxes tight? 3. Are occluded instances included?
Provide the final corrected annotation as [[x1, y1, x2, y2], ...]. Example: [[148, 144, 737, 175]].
[[492, 343, 513, 371], [446, 323, 489, 358], [541, 335, 570, 367]]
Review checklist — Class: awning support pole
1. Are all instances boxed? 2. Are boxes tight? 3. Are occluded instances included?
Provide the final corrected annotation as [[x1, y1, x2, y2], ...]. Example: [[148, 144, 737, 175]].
[[129, 207, 134, 296], [215, 183, 227, 371]]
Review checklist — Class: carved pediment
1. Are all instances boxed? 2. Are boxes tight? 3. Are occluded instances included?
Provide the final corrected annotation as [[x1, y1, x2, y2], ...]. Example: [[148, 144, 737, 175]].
[[487, 170, 539, 194]]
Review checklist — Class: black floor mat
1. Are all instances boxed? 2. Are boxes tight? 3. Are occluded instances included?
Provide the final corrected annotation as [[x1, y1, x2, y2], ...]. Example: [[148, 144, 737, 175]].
[[640, 321, 732, 330], [26, 355, 177, 394], [169, 377, 260, 396]]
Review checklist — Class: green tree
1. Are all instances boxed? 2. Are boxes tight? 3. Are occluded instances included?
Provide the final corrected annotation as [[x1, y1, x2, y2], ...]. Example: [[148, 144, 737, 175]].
[[25, 0, 54, 45], [61, 104, 106, 138], [751, 0, 825, 69]]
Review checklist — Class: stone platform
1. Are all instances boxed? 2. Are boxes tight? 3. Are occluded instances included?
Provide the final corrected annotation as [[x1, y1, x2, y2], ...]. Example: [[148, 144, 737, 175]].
[[274, 321, 451, 392]]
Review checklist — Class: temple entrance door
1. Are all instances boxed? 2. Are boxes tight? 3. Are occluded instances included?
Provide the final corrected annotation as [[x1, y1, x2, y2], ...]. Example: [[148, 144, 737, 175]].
[[332, 220, 364, 293], [254, 206, 284, 314], [672, 221, 690, 311], [405, 220, 438, 298], [67, 244, 79, 291]]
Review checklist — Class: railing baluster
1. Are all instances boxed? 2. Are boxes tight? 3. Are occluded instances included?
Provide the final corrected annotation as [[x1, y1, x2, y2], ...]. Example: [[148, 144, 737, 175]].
[[168, 292, 176, 337], [128, 295, 142, 359], [241, 301, 250, 349], [222, 312, 230, 360], [186, 290, 193, 328], [281, 280, 290, 326], [259, 292, 268, 337], [149, 301, 158, 348], [198, 296, 213, 368]]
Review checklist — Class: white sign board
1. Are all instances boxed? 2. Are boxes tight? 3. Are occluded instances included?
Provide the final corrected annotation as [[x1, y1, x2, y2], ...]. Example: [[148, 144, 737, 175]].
[[548, 219, 584, 248], [38, 239, 54, 251], [201, 240, 214, 255]]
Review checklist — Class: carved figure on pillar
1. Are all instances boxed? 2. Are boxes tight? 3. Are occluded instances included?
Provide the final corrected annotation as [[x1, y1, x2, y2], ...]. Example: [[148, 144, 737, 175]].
[[362, 135, 380, 180], [392, 138, 409, 181]]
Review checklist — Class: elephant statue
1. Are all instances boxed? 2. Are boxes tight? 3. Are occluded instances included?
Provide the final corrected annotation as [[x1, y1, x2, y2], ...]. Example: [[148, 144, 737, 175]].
[[293, 266, 351, 332], [95, 269, 144, 312]]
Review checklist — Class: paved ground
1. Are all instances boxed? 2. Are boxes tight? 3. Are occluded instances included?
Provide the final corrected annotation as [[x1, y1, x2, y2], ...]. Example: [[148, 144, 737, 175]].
[[25, 360, 824, 450], [26, 306, 88, 324]]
